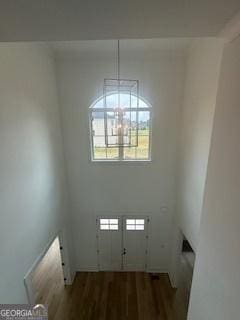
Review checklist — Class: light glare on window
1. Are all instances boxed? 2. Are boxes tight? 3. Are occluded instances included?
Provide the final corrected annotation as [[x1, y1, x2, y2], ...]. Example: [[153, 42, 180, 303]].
[[126, 219, 145, 231], [100, 218, 119, 231]]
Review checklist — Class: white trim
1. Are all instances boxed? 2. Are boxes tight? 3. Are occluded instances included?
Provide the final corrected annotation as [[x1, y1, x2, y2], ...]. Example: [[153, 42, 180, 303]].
[[75, 268, 170, 274], [77, 268, 99, 272], [167, 272, 176, 289], [89, 94, 152, 110], [146, 268, 169, 273], [91, 107, 151, 112], [58, 230, 73, 285], [168, 271, 178, 289], [90, 159, 152, 164], [24, 274, 35, 305], [219, 10, 240, 43], [70, 271, 77, 284]]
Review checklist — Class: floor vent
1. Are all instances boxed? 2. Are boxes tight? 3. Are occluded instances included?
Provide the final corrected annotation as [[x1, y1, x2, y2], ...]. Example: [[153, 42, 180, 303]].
[[151, 273, 159, 280]]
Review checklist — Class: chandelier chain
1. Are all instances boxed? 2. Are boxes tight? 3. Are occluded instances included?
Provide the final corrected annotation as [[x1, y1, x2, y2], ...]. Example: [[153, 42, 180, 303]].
[[117, 40, 120, 80]]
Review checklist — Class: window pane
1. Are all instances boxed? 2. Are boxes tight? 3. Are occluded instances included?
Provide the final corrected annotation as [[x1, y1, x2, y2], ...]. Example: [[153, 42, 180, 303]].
[[92, 112, 105, 136], [94, 147, 107, 159], [129, 132, 138, 146], [106, 112, 116, 136], [136, 225, 144, 230], [93, 136, 106, 147], [105, 94, 117, 108], [100, 219, 109, 224], [123, 147, 136, 160], [136, 148, 149, 159], [102, 94, 148, 109], [123, 135, 130, 145], [120, 93, 130, 109], [124, 112, 137, 131], [136, 111, 150, 159], [100, 225, 109, 230], [90, 95, 151, 161], [126, 225, 136, 230], [100, 218, 119, 231], [109, 219, 118, 224], [138, 111, 150, 130], [107, 147, 119, 159], [136, 135, 149, 159], [107, 136, 118, 146], [126, 219, 135, 225], [136, 219, 145, 225], [110, 225, 118, 230]]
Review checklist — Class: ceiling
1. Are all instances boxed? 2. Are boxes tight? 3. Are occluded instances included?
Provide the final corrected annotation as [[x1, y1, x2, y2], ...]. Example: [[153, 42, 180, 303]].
[[0, 0, 239, 41], [51, 39, 191, 59]]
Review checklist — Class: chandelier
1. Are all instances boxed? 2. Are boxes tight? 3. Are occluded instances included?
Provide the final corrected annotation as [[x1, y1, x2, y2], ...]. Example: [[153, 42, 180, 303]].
[[103, 40, 139, 148]]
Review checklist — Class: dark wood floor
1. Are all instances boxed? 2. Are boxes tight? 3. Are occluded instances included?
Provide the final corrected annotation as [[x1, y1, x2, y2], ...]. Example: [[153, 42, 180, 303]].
[[53, 272, 176, 320]]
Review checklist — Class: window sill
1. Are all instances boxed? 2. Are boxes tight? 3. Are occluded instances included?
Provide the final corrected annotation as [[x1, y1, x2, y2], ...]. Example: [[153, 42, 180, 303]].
[[90, 159, 152, 164]]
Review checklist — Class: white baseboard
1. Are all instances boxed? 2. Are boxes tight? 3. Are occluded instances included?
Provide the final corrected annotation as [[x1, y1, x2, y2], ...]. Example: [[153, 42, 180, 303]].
[[147, 268, 169, 273], [77, 267, 99, 272], [76, 267, 170, 273], [66, 270, 76, 285], [168, 272, 178, 288]]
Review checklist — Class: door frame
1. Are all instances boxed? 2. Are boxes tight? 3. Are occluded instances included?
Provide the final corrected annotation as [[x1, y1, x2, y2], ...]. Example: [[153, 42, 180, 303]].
[[96, 215, 150, 272]]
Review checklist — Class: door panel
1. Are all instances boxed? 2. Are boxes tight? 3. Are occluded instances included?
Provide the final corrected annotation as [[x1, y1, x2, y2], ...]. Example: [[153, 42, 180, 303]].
[[123, 217, 148, 271], [97, 217, 122, 271]]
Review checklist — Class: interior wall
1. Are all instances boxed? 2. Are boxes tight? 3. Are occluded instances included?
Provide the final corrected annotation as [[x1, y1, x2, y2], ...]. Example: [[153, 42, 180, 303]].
[[188, 35, 240, 320], [176, 39, 223, 250], [56, 41, 187, 272], [0, 43, 70, 302]]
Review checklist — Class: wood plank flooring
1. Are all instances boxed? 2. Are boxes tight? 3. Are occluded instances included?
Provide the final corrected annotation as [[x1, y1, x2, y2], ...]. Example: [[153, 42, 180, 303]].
[[30, 237, 65, 320], [53, 272, 177, 320]]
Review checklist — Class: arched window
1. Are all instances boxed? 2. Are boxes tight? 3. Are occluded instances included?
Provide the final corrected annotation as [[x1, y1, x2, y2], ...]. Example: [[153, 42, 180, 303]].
[[89, 93, 152, 161]]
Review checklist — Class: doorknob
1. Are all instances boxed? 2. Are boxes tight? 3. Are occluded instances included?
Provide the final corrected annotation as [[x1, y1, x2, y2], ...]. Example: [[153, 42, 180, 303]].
[[123, 248, 126, 255]]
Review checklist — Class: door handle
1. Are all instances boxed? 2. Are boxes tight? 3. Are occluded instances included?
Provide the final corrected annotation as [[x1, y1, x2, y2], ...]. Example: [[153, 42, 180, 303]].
[[123, 248, 126, 255]]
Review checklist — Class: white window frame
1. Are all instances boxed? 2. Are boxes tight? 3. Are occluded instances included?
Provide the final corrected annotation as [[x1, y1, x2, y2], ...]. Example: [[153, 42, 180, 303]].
[[89, 100, 152, 162]]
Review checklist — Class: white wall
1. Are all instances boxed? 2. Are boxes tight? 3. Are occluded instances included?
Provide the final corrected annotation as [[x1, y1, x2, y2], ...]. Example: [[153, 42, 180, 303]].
[[188, 35, 240, 320], [176, 39, 223, 250], [0, 43, 70, 302], [56, 41, 187, 272]]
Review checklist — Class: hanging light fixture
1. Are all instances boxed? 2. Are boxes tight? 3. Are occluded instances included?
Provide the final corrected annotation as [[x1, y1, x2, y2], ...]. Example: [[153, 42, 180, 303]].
[[103, 40, 139, 148]]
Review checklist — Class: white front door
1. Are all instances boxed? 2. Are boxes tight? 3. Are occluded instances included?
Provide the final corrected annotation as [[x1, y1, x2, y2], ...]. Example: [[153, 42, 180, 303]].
[[97, 217, 122, 271], [123, 217, 149, 271], [97, 216, 149, 271]]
